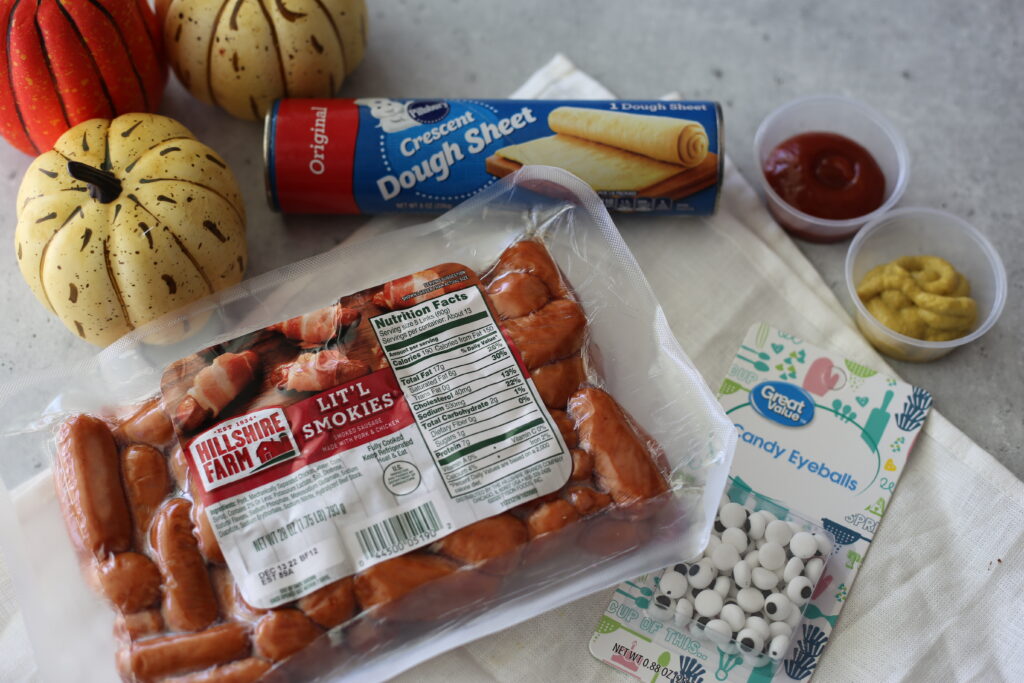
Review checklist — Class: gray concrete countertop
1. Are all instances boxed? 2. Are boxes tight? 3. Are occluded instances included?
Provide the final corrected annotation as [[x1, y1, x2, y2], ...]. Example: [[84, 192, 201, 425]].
[[0, 0, 1020, 485]]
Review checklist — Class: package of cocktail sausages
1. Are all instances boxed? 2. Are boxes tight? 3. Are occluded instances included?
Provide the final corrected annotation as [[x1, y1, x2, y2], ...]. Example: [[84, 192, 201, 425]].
[[0, 167, 735, 682]]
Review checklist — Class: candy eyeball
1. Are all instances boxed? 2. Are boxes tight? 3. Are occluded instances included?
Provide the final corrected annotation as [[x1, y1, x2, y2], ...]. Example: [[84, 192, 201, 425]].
[[721, 526, 749, 554], [764, 593, 793, 621], [720, 603, 746, 632], [713, 575, 733, 598], [751, 566, 779, 591], [733, 560, 752, 588], [768, 634, 791, 660], [758, 542, 786, 570], [784, 556, 805, 582], [736, 627, 764, 654], [673, 597, 694, 626], [711, 543, 741, 572], [647, 593, 675, 621], [804, 557, 825, 583], [744, 549, 760, 567], [755, 537, 768, 550], [756, 509, 777, 523], [736, 587, 765, 613], [704, 618, 733, 646], [765, 520, 794, 546], [769, 620, 791, 639], [784, 605, 803, 628], [787, 576, 814, 605], [688, 559, 716, 589], [660, 565, 689, 599], [745, 615, 771, 639], [787, 521, 802, 534], [789, 531, 818, 559], [695, 589, 724, 618], [746, 512, 767, 540], [814, 532, 833, 557], [719, 502, 748, 529]]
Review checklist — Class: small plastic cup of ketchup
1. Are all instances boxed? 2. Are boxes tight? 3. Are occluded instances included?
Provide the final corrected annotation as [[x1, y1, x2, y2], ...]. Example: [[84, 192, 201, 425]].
[[754, 96, 910, 243]]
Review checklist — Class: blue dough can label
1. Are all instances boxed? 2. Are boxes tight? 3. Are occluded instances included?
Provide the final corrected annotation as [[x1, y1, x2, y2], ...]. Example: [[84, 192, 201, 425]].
[[264, 98, 723, 214]]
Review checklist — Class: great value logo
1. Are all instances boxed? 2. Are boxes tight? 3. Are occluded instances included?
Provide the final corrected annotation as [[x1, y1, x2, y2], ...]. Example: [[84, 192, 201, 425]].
[[189, 407, 300, 491], [750, 381, 815, 427]]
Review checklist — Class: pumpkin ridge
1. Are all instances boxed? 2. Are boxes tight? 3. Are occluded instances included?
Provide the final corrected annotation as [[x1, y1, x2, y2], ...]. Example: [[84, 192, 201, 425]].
[[102, 236, 135, 331], [19, 185, 89, 211], [80, 0, 151, 111], [33, 9, 71, 129], [123, 192, 215, 294], [132, 177, 245, 225], [5, 0, 40, 154], [165, 227, 214, 294], [310, 0, 346, 75], [128, 0, 162, 96], [253, 0, 290, 98], [34, 201, 90, 315], [52, 0, 116, 118], [206, 0, 235, 108]]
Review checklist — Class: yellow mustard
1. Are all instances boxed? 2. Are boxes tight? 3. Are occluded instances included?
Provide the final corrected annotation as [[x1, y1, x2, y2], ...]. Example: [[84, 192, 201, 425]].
[[856, 255, 977, 341]]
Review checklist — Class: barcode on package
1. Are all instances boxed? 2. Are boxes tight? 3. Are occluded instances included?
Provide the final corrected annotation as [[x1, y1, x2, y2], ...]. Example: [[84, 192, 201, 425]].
[[355, 501, 444, 558]]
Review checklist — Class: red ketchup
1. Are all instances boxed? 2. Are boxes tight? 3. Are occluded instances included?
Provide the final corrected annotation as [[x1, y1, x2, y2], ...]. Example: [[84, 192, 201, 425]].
[[763, 132, 886, 242]]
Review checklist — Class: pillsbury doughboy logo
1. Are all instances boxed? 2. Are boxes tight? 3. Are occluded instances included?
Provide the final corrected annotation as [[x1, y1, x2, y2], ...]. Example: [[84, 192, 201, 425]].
[[750, 381, 815, 427], [407, 100, 450, 124]]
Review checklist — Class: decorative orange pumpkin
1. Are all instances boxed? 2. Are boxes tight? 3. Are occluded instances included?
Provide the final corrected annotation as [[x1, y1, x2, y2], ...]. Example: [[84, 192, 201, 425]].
[[158, 0, 367, 120], [0, 0, 166, 156]]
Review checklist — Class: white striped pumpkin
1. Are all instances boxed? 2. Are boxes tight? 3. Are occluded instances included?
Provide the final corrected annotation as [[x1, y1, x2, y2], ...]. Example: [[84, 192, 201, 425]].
[[159, 0, 367, 120], [14, 113, 247, 346]]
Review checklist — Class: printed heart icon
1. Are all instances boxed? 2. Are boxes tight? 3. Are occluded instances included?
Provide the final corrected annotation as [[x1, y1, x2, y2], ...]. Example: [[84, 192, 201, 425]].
[[772, 343, 785, 354], [884, 459, 897, 471], [856, 396, 869, 407]]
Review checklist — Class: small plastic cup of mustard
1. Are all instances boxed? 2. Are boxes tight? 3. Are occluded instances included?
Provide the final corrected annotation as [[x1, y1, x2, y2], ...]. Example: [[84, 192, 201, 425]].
[[845, 208, 1007, 362]]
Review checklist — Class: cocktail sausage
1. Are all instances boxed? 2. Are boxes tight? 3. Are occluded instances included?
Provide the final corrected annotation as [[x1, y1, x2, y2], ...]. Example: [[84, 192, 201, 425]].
[[55, 415, 132, 557], [502, 299, 586, 370], [123, 622, 251, 682], [568, 388, 668, 505], [96, 551, 162, 614], [150, 498, 219, 632], [122, 444, 170, 540]]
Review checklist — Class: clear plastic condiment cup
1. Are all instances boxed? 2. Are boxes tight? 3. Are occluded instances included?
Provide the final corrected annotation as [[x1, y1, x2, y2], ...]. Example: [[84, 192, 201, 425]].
[[754, 95, 910, 243], [845, 208, 1007, 362]]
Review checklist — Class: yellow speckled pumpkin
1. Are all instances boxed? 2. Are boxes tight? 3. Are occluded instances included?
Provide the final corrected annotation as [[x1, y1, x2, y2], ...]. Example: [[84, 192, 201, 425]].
[[15, 113, 247, 346], [159, 0, 368, 120]]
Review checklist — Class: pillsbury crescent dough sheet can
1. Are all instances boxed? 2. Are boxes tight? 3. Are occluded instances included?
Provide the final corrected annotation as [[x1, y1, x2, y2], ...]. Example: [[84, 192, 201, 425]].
[[264, 98, 723, 214]]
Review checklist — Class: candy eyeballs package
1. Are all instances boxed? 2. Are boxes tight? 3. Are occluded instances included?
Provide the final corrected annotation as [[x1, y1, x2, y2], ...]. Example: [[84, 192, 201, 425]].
[[590, 323, 931, 682], [0, 167, 735, 682]]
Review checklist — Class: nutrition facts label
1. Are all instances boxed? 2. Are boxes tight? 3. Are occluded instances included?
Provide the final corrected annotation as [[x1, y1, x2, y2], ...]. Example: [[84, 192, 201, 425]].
[[373, 285, 569, 499]]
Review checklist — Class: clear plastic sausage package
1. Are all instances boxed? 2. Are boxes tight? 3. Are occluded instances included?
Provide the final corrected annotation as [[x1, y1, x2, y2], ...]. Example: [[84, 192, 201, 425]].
[[0, 166, 736, 682]]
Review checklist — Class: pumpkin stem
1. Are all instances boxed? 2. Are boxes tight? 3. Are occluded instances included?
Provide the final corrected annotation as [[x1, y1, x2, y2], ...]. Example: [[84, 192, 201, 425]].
[[67, 161, 122, 204]]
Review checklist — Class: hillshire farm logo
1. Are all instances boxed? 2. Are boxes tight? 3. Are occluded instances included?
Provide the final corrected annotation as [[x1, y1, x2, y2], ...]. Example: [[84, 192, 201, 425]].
[[750, 381, 815, 427], [190, 408, 300, 491]]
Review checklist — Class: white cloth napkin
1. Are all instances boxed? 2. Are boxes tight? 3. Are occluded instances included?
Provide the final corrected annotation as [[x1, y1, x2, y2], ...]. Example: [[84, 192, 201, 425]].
[[0, 55, 1020, 683], [383, 56, 1024, 683]]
